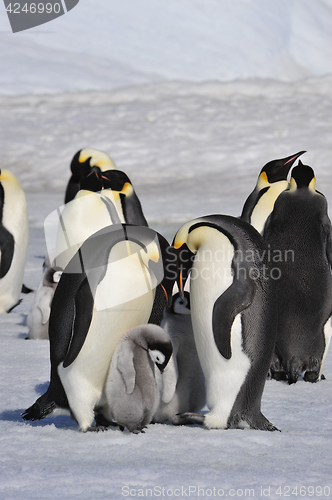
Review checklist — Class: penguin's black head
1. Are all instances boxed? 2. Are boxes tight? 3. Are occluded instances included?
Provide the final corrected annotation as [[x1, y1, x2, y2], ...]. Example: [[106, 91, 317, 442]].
[[99, 170, 132, 192], [148, 338, 173, 373], [170, 240, 195, 301], [70, 150, 92, 179], [261, 151, 306, 183], [79, 166, 104, 192], [290, 161, 316, 190]]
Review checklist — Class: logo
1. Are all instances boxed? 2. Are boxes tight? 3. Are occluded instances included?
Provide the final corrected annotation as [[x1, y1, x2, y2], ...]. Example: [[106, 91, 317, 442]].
[[3, 0, 80, 33]]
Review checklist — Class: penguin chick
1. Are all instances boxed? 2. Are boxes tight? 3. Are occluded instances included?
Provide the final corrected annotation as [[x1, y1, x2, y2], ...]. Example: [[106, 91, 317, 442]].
[[264, 161, 332, 384], [0, 168, 29, 313], [65, 148, 116, 203], [26, 257, 62, 340], [103, 324, 173, 433], [241, 151, 306, 234], [153, 292, 206, 425]]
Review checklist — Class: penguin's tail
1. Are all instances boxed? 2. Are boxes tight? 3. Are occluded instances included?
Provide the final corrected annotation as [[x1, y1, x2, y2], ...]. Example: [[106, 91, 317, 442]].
[[22, 392, 57, 421]]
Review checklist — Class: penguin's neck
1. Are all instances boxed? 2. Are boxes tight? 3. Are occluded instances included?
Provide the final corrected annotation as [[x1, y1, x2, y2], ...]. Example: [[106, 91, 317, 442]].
[[251, 180, 288, 233]]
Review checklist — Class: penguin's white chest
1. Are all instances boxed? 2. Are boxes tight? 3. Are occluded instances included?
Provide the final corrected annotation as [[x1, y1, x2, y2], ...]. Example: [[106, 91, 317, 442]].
[[190, 234, 251, 428], [250, 180, 288, 233], [0, 176, 28, 312]]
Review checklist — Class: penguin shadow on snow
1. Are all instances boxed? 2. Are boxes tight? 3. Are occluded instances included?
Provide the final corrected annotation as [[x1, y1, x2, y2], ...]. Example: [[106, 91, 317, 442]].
[[1, 382, 73, 429], [1, 409, 78, 430]]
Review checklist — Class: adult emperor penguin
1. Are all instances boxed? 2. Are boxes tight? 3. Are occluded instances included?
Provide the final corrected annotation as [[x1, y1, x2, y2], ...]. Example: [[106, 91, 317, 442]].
[[264, 162, 332, 384], [22, 224, 175, 431], [241, 151, 306, 234], [64, 148, 116, 203], [51, 166, 148, 272], [26, 257, 62, 340], [33, 167, 149, 341], [153, 292, 206, 424], [104, 324, 173, 433], [79, 166, 148, 227], [0, 169, 29, 313], [172, 215, 278, 431]]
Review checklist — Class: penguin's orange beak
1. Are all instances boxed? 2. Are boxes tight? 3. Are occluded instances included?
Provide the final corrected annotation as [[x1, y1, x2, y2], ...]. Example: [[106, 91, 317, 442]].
[[172, 242, 194, 301]]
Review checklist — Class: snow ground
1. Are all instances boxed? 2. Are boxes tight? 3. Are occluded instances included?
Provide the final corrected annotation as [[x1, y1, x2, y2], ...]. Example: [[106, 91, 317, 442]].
[[1, 1, 332, 499]]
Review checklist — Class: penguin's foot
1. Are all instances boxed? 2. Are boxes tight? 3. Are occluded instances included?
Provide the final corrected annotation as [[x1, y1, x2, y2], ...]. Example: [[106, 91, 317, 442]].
[[22, 395, 57, 421], [83, 425, 109, 432], [246, 413, 280, 432], [94, 413, 119, 428], [176, 412, 205, 426], [270, 370, 287, 382], [303, 370, 320, 383]]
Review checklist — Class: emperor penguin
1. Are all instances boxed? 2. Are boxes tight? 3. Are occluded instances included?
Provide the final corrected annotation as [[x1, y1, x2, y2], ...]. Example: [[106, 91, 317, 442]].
[[31, 166, 149, 340], [22, 224, 175, 432], [263, 162, 332, 384], [152, 292, 206, 425], [241, 151, 306, 234], [172, 215, 278, 431], [26, 257, 62, 340], [53, 166, 148, 271], [79, 166, 148, 227], [65, 148, 116, 203], [0, 169, 29, 313], [104, 324, 173, 433]]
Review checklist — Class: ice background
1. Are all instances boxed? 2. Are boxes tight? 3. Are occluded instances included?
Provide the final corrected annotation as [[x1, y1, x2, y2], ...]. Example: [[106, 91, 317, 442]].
[[0, 1, 332, 498]]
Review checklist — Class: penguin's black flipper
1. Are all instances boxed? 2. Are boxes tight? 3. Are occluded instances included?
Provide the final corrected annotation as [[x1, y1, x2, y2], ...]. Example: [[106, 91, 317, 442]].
[[120, 192, 149, 227], [212, 277, 255, 360], [0, 225, 14, 279], [323, 214, 332, 267], [148, 284, 167, 325], [62, 276, 94, 368], [240, 189, 258, 222]]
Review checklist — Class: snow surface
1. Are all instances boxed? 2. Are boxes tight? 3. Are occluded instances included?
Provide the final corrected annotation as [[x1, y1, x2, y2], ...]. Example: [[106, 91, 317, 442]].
[[1, 0, 332, 94], [1, 1, 332, 499]]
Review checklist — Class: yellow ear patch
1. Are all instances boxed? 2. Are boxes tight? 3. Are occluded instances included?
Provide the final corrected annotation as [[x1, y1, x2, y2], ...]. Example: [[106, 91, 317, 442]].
[[289, 177, 297, 191], [0, 168, 19, 184], [257, 171, 270, 189], [309, 176, 316, 192], [121, 182, 133, 197], [174, 220, 201, 250], [78, 149, 116, 170], [173, 239, 184, 250]]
